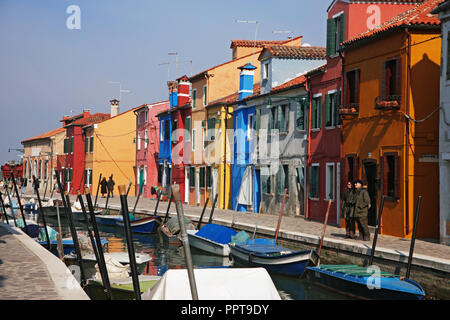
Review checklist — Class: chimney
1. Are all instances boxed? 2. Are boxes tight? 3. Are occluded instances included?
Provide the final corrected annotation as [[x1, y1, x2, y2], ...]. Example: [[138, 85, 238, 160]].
[[238, 63, 257, 101], [177, 76, 191, 106], [110, 99, 119, 117], [83, 109, 91, 118], [167, 81, 178, 109]]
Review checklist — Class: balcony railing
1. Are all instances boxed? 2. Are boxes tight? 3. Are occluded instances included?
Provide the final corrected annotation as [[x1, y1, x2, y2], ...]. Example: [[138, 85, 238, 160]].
[[339, 103, 359, 116], [375, 95, 401, 110]]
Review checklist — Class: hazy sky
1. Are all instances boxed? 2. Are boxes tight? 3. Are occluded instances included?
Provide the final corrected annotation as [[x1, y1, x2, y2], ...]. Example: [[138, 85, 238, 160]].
[[0, 0, 329, 164]]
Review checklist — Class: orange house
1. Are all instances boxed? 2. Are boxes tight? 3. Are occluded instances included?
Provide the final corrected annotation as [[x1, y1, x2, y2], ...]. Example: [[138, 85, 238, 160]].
[[340, 0, 442, 239]]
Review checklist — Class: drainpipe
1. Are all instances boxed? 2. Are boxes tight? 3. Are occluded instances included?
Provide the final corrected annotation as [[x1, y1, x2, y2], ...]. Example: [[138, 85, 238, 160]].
[[305, 75, 312, 220], [223, 104, 228, 210], [405, 28, 411, 236]]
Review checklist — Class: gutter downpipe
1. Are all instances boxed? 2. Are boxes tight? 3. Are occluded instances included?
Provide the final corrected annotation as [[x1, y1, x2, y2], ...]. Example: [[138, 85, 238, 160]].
[[339, 48, 345, 228], [405, 28, 411, 236]]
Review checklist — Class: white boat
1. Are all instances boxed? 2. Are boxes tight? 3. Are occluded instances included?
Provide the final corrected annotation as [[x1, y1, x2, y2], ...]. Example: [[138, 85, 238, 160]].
[[186, 223, 237, 257], [142, 267, 281, 300]]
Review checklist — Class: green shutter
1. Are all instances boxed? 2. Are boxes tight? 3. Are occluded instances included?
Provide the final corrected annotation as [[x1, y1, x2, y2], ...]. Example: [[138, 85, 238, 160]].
[[325, 94, 331, 127], [64, 138, 69, 154], [70, 137, 74, 153], [90, 136, 94, 152], [311, 98, 317, 129], [326, 18, 336, 56], [296, 100, 305, 130], [85, 137, 89, 153], [206, 166, 211, 188], [89, 170, 93, 185], [193, 90, 197, 109], [200, 167, 205, 188], [69, 168, 73, 182], [185, 117, 191, 141], [189, 167, 195, 187], [335, 91, 341, 125], [318, 98, 322, 129]]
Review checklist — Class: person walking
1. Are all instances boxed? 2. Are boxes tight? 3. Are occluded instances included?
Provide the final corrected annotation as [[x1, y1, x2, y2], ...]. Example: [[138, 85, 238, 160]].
[[354, 179, 371, 241], [342, 180, 356, 239], [32, 178, 40, 195], [100, 177, 108, 198], [107, 175, 115, 198]]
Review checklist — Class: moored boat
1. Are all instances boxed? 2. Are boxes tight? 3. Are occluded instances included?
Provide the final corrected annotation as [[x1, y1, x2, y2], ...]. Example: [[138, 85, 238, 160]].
[[229, 239, 319, 277], [115, 216, 160, 234], [186, 223, 237, 257], [38, 237, 108, 256], [87, 275, 161, 300], [305, 264, 425, 300], [95, 214, 122, 226]]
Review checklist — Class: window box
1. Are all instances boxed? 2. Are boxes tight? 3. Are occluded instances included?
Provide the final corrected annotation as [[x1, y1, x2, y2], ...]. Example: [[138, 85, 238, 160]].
[[375, 95, 401, 110], [339, 103, 359, 116]]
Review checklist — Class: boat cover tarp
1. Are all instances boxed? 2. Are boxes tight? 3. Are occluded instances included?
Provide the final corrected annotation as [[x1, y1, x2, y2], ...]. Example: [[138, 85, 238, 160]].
[[95, 255, 130, 280], [230, 230, 250, 245], [195, 223, 237, 244], [166, 215, 193, 234], [142, 267, 281, 300]]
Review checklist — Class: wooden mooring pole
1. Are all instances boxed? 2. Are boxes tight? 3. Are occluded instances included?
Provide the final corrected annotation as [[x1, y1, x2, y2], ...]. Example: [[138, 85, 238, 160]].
[[0, 191, 10, 225], [11, 172, 28, 235], [33, 175, 51, 250], [275, 188, 288, 243], [368, 195, 385, 266], [317, 199, 333, 263], [406, 196, 422, 279]]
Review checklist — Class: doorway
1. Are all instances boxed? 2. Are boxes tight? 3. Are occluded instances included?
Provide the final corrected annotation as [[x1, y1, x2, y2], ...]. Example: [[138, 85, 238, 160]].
[[363, 160, 378, 226]]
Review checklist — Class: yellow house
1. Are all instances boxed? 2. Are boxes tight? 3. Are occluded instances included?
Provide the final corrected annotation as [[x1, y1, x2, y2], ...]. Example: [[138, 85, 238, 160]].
[[91, 100, 138, 197]]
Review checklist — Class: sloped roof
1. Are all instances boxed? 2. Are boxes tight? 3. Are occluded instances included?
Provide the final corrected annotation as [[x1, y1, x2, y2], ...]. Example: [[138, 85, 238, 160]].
[[261, 45, 326, 60], [230, 36, 303, 48], [22, 127, 65, 144], [344, 0, 442, 46], [64, 113, 110, 128], [207, 83, 261, 107]]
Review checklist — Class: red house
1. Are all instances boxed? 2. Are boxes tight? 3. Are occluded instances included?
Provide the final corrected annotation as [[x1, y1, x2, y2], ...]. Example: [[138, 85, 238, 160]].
[[135, 100, 170, 198], [58, 110, 110, 194], [306, 0, 422, 225]]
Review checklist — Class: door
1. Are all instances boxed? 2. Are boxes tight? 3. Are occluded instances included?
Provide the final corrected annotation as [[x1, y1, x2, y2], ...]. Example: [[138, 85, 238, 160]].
[[185, 167, 190, 203], [363, 160, 378, 226]]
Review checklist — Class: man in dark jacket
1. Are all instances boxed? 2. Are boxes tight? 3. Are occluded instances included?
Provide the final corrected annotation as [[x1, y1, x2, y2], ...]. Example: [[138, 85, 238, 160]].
[[342, 181, 356, 239], [354, 180, 371, 241], [107, 175, 115, 198]]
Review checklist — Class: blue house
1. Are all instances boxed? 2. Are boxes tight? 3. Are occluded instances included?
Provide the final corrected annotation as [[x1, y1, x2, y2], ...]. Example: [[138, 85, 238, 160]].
[[231, 63, 260, 213], [157, 84, 177, 187]]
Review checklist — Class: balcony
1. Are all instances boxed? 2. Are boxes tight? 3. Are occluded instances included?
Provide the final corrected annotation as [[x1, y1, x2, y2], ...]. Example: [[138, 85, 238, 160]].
[[375, 95, 401, 110], [339, 103, 359, 116]]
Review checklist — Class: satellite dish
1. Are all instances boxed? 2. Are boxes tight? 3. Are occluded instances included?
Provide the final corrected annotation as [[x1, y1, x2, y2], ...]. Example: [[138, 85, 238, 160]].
[[302, 43, 312, 47]]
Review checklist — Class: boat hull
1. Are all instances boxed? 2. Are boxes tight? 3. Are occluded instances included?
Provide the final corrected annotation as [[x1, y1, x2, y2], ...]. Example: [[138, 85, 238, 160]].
[[115, 216, 160, 234], [230, 245, 318, 277], [95, 215, 122, 226], [305, 266, 425, 300], [187, 230, 230, 256], [86, 276, 161, 300]]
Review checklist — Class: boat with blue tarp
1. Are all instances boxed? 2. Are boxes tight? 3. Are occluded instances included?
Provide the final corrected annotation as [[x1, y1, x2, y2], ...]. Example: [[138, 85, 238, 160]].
[[305, 264, 425, 300], [186, 223, 237, 256]]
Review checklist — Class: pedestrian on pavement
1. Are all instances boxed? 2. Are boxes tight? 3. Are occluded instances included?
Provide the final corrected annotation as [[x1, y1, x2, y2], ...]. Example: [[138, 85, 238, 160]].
[[107, 175, 115, 198], [32, 178, 40, 195], [100, 177, 108, 198], [354, 179, 371, 241], [342, 180, 356, 239]]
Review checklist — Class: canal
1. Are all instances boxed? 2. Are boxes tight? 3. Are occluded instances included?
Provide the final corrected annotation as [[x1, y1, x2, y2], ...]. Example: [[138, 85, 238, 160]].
[[40, 214, 350, 300]]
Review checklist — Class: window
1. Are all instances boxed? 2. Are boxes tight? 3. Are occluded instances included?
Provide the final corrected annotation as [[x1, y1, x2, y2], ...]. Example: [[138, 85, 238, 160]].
[[325, 91, 341, 127], [255, 108, 261, 132], [296, 97, 308, 131], [145, 110, 148, 123], [311, 95, 322, 130], [346, 154, 359, 183], [70, 137, 74, 154], [309, 164, 320, 199], [203, 85, 207, 106], [263, 63, 269, 80], [172, 119, 177, 142], [160, 120, 164, 142], [208, 117, 216, 141], [85, 136, 89, 153], [185, 117, 191, 141], [344, 69, 360, 107], [144, 130, 148, 149], [382, 58, 400, 97], [192, 128, 196, 151], [192, 89, 197, 109], [277, 164, 289, 194], [326, 12, 345, 56], [382, 153, 399, 200], [44, 160, 48, 180], [325, 163, 335, 200], [38, 160, 42, 179], [269, 106, 277, 131], [202, 120, 206, 149], [138, 131, 141, 150], [279, 104, 289, 133], [157, 165, 163, 184], [261, 165, 271, 194], [144, 166, 147, 185], [189, 167, 195, 187], [248, 114, 254, 140], [164, 119, 171, 141]]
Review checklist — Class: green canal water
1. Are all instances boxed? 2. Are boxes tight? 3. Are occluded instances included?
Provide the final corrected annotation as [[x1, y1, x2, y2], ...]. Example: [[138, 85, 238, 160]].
[[40, 215, 350, 300]]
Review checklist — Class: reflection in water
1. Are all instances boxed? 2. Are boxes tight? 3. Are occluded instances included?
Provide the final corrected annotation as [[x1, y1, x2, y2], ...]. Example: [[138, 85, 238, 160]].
[[41, 216, 349, 300]]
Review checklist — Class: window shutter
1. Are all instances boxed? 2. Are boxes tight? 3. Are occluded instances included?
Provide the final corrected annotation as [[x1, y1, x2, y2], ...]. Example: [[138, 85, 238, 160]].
[[185, 117, 191, 141], [335, 92, 341, 125], [338, 13, 345, 49], [394, 154, 400, 199], [318, 97, 322, 129], [70, 137, 74, 153], [89, 170, 93, 185], [277, 106, 282, 131], [311, 98, 317, 129], [90, 136, 94, 152], [326, 18, 336, 56], [325, 94, 331, 127], [395, 58, 401, 96], [85, 137, 89, 153]]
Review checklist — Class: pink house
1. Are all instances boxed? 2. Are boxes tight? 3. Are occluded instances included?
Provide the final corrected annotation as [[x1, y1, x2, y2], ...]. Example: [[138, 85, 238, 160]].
[[135, 100, 170, 198]]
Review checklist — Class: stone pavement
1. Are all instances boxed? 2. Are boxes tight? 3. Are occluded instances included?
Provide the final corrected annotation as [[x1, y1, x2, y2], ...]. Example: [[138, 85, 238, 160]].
[[0, 222, 89, 300]]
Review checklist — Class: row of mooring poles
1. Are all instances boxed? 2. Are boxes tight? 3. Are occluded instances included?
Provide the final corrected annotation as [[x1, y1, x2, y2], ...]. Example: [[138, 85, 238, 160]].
[[11, 172, 29, 235], [33, 175, 51, 250]]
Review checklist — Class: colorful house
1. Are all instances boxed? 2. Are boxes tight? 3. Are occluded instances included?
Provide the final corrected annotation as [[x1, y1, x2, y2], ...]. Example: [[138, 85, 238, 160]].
[[134, 100, 170, 198], [305, 0, 423, 226], [431, 0, 450, 244], [340, 0, 442, 239], [90, 100, 139, 197]]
